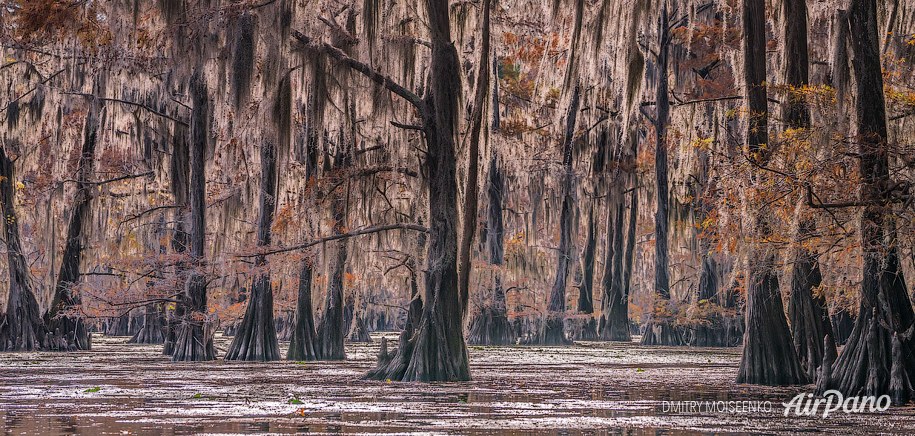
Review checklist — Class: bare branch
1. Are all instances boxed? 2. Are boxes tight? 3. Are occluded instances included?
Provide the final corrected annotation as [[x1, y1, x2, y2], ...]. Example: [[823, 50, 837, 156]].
[[292, 30, 425, 110], [236, 223, 429, 257]]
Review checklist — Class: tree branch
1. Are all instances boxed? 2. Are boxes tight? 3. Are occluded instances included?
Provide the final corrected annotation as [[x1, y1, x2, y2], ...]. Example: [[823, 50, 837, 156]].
[[236, 223, 428, 257], [292, 30, 425, 111]]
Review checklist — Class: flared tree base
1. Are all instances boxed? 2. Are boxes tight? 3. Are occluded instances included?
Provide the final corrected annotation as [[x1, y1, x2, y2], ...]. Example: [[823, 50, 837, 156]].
[[529, 313, 572, 346], [44, 316, 91, 351], [824, 308, 915, 404], [640, 318, 684, 346], [347, 316, 373, 343], [598, 313, 632, 342], [171, 321, 216, 362], [688, 316, 738, 347], [128, 305, 165, 345], [467, 305, 515, 345]]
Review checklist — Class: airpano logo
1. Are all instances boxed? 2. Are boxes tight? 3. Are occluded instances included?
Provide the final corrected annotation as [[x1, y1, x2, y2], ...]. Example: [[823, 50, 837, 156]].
[[782, 390, 891, 418]]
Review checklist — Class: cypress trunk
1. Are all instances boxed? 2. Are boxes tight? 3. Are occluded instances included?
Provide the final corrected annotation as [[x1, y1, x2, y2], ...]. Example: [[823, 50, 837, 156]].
[[641, 4, 682, 346], [540, 84, 580, 346], [225, 137, 281, 361], [163, 123, 190, 356], [825, 1, 915, 403], [467, 154, 514, 345], [44, 98, 100, 351], [315, 149, 350, 361], [457, 0, 490, 318], [0, 145, 47, 351], [287, 258, 320, 360], [599, 196, 631, 341], [367, 0, 469, 381], [129, 303, 165, 344], [171, 70, 215, 362], [782, 0, 835, 381], [736, 0, 807, 385]]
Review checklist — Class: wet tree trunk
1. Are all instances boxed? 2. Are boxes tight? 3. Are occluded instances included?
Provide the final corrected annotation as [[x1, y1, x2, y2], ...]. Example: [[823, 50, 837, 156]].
[[599, 195, 630, 341], [172, 70, 215, 362], [287, 258, 320, 360], [315, 148, 350, 361], [44, 99, 100, 351], [225, 138, 281, 361], [689, 141, 729, 347], [163, 123, 190, 356], [540, 84, 580, 346], [578, 203, 596, 315], [467, 153, 514, 345], [287, 54, 324, 361], [369, 0, 469, 381], [736, 0, 807, 385], [619, 140, 639, 340], [641, 5, 682, 346], [129, 304, 165, 344], [571, 200, 598, 340], [782, 0, 836, 381], [0, 145, 47, 351], [458, 0, 490, 319], [825, 0, 915, 404]]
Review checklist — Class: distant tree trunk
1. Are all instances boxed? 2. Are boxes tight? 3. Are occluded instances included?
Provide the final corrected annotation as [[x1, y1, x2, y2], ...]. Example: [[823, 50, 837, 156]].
[[287, 55, 324, 361], [539, 84, 580, 346], [163, 122, 190, 356], [467, 153, 514, 345], [578, 203, 596, 315], [598, 194, 630, 341], [44, 99, 100, 351], [225, 138, 281, 361], [458, 0, 490, 319], [642, 4, 682, 346], [570, 199, 598, 340], [129, 303, 165, 344], [367, 0, 469, 381], [736, 0, 807, 385], [315, 148, 350, 360], [689, 145, 730, 347], [171, 70, 215, 362], [825, 0, 915, 404], [0, 146, 47, 351], [619, 139, 639, 340], [287, 257, 320, 360]]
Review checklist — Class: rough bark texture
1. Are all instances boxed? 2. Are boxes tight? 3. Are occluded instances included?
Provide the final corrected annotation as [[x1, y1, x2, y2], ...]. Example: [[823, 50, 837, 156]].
[[641, 5, 682, 346], [598, 197, 630, 342], [225, 138, 281, 361], [782, 0, 835, 381], [689, 141, 730, 347], [467, 154, 514, 346], [171, 70, 215, 362], [287, 60, 323, 362], [0, 145, 47, 351], [129, 304, 165, 344], [825, 0, 915, 403], [367, 0, 470, 381], [162, 123, 190, 357], [736, 0, 808, 385], [457, 0, 490, 318], [44, 98, 100, 351], [315, 149, 350, 361], [571, 201, 597, 340], [287, 258, 320, 360], [578, 203, 596, 315], [539, 84, 580, 346]]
